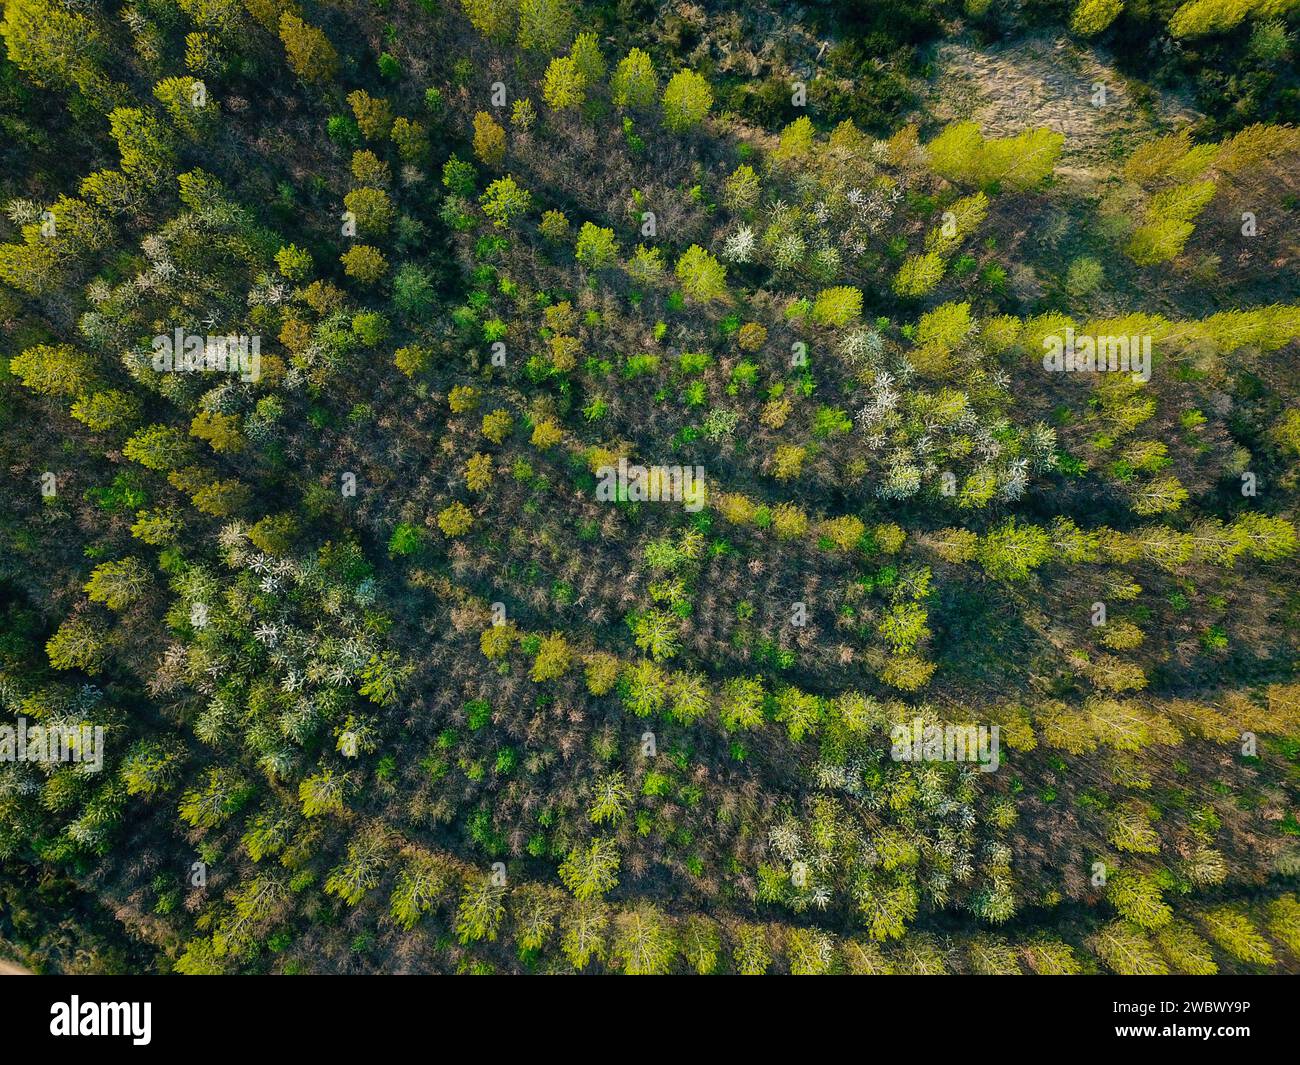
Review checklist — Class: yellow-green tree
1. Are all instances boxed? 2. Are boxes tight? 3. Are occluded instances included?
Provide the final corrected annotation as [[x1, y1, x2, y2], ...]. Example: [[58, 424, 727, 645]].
[[662, 69, 712, 131], [278, 12, 338, 83]]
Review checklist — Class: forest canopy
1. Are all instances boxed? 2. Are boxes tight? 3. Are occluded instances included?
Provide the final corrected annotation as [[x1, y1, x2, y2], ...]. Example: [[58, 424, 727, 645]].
[[0, 0, 1299, 977]]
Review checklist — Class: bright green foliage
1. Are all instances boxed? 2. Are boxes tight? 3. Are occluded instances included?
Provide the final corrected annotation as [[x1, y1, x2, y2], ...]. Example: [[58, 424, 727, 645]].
[[810, 286, 863, 327], [10, 344, 98, 398], [612, 903, 675, 974], [575, 222, 618, 268], [1, 0, 111, 99], [85, 558, 151, 611], [1094, 921, 1169, 974], [153, 77, 219, 140], [612, 48, 658, 108], [340, 244, 388, 283], [516, 0, 574, 53], [542, 56, 586, 111], [661, 69, 712, 131], [588, 772, 630, 824], [1199, 906, 1276, 965], [480, 175, 532, 227], [530, 633, 572, 681], [1126, 219, 1196, 264], [275, 243, 313, 280], [927, 121, 1063, 190], [893, 251, 945, 297], [124, 425, 191, 470], [455, 875, 506, 943], [1108, 871, 1172, 929], [71, 391, 141, 431], [389, 855, 453, 930], [460, 0, 516, 41], [1169, 0, 1266, 37], [570, 33, 606, 83], [395, 344, 433, 377], [1071, 0, 1124, 35], [977, 520, 1054, 581], [108, 107, 176, 178], [674, 244, 727, 302], [720, 676, 766, 730]]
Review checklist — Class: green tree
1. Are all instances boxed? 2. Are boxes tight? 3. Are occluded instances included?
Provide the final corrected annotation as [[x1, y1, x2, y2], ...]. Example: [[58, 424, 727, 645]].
[[977, 520, 1054, 581], [299, 769, 346, 817], [1126, 219, 1195, 265], [516, 0, 573, 53], [1, 0, 112, 100], [542, 55, 586, 111], [460, 0, 516, 40], [575, 222, 618, 268], [124, 425, 192, 471], [389, 854, 453, 930], [612, 903, 676, 974], [346, 89, 393, 140], [325, 837, 389, 905], [248, 512, 299, 555], [71, 390, 141, 432], [392, 263, 437, 316], [559, 838, 621, 899], [153, 77, 219, 140], [46, 616, 109, 672], [810, 286, 863, 327], [662, 69, 712, 131], [560, 899, 609, 968], [1199, 906, 1275, 965], [344, 187, 395, 236], [120, 740, 184, 797], [927, 121, 1063, 191], [395, 344, 433, 377], [612, 48, 657, 108], [472, 111, 506, 166], [108, 107, 176, 180], [630, 608, 680, 660], [275, 243, 313, 280], [570, 32, 605, 82], [1108, 871, 1172, 930], [733, 924, 772, 974], [455, 874, 506, 943], [340, 244, 388, 284], [479, 175, 532, 227], [85, 558, 151, 611], [10, 344, 98, 398], [278, 12, 339, 83], [1071, 0, 1124, 36], [530, 633, 572, 681], [893, 252, 945, 297], [719, 676, 766, 730], [675, 244, 727, 302], [588, 772, 630, 824]]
